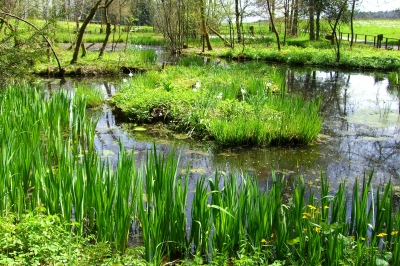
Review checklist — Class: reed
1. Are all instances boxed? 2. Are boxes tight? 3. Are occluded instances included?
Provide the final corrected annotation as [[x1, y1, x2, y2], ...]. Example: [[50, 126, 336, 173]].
[[1, 83, 399, 264]]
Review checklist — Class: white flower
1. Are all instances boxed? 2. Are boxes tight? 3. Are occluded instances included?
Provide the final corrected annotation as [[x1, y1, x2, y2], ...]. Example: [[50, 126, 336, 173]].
[[241, 88, 246, 94], [266, 82, 272, 87], [195, 81, 201, 89], [123, 78, 127, 83], [193, 88, 197, 92], [128, 72, 133, 77], [216, 92, 223, 99]]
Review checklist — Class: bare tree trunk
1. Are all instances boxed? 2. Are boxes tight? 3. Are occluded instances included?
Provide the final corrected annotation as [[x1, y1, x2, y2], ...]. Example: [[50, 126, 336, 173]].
[[266, 0, 280, 51], [316, 10, 320, 40], [350, 0, 356, 49], [309, 0, 315, 41], [208, 24, 231, 47], [98, 7, 111, 58], [283, 0, 289, 45], [235, 0, 241, 43], [200, 0, 212, 51], [291, 0, 298, 36], [71, 0, 102, 64]]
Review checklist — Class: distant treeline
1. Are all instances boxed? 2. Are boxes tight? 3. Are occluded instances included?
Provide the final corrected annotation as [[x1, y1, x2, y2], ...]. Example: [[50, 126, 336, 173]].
[[355, 10, 400, 19]]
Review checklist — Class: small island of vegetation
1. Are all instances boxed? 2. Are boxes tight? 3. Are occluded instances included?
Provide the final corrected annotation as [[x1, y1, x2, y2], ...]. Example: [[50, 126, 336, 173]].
[[1, 0, 400, 265]]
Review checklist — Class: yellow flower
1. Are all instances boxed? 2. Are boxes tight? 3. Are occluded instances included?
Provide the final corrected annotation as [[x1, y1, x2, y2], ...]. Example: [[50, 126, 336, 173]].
[[324, 206, 329, 209], [261, 239, 267, 243], [361, 237, 366, 241], [302, 212, 312, 217], [308, 205, 317, 210], [315, 210, 321, 214], [391, 231, 398, 236], [315, 227, 321, 233], [377, 233, 388, 237]]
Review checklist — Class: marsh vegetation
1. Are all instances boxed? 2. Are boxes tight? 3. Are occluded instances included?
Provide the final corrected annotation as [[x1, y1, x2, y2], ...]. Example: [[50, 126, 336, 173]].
[[0, 82, 399, 265]]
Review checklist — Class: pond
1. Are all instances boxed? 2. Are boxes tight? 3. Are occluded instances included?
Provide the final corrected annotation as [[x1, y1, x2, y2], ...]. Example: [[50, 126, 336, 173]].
[[45, 64, 400, 192]]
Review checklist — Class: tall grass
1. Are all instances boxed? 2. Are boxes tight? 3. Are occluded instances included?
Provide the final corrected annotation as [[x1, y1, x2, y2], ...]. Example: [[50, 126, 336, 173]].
[[1, 83, 399, 264]]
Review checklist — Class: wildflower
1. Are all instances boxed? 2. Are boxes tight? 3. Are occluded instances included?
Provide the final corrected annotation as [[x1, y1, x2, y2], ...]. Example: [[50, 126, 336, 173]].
[[240, 88, 246, 94], [361, 237, 366, 241], [391, 231, 398, 236], [315, 227, 321, 233], [308, 205, 317, 210], [377, 233, 388, 237], [128, 72, 133, 77], [324, 206, 329, 209], [261, 239, 267, 244], [122, 78, 127, 83], [216, 92, 223, 99], [302, 212, 312, 218], [195, 81, 201, 89]]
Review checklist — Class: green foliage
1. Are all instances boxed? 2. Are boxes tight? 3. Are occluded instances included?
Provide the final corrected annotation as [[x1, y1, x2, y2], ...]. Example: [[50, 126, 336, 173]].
[[0, 209, 81, 265], [112, 62, 323, 146], [1, 84, 399, 264], [75, 83, 105, 108]]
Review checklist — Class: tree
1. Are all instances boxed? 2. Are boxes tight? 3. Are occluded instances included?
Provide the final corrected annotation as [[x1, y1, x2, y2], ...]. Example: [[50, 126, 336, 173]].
[[309, 0, 315, 40], [70, 0, 116, 64], [152, 0, 185, 54], [266, 0, 280, 50], [325, 0, 349, 62]]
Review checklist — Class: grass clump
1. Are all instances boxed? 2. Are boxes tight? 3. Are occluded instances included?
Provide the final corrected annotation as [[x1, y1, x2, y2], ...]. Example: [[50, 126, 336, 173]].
[[75, 83, 105, 108], [111, 61, 323, 146]]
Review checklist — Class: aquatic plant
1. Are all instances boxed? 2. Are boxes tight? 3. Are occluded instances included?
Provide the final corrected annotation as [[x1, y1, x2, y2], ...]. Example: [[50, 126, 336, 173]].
[[75, 83, 105, 108], [1, 84, 399, 265], [112, 62, 323, 146]]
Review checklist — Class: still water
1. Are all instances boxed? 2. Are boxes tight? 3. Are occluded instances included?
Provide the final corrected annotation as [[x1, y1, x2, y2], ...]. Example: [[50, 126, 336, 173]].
[[46, 65, 400, 191]]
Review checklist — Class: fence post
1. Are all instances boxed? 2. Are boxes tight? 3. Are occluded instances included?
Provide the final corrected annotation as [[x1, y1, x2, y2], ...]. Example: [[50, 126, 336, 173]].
[[374, 36, 376, 47], [355, 34, 357, 42], [385, 38, 388, 49], [347, 33, 350, 41], [365, 35, 367, 44]]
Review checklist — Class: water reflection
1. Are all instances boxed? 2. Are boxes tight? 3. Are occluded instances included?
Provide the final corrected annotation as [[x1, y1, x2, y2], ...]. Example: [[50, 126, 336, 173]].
[[42, 65, 400, 189]]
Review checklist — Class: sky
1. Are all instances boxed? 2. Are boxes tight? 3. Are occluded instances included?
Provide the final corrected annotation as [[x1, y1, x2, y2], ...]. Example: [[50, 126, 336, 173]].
[[360, 0, 399, 12]]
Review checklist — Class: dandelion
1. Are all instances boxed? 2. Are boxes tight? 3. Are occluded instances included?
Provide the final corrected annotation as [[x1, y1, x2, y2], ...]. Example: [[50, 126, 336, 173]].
[[391, 231, 398, 236], [377, 233, 388, 237], [315, 227, 321, 233]]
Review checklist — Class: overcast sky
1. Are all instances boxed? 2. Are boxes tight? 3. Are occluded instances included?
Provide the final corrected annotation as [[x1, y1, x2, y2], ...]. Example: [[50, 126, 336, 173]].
[[360, 0, 399, 12]]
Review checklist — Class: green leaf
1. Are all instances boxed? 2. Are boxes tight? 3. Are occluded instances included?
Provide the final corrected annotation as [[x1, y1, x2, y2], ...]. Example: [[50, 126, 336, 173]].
[[287, 237, 300, 245]]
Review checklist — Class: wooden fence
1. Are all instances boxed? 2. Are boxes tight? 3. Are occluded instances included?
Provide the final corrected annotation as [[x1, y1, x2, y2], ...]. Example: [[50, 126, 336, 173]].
[[339, 32, 400, 50]]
